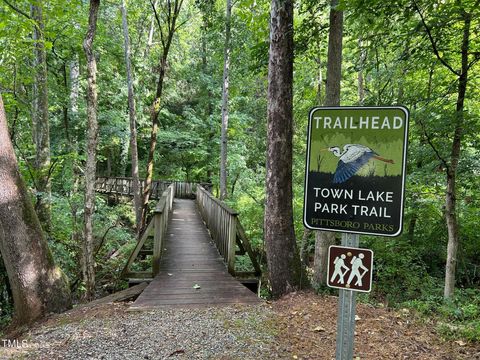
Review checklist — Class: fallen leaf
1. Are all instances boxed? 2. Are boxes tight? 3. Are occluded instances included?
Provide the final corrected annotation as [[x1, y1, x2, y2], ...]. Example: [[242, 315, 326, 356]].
[[355, 315, 361, 321], [168, 349, 185, 357], [454, 340, 467, 346], [313, 326, 326, 332], [193, 284, 201, 289], [168, 273, 173, 276]]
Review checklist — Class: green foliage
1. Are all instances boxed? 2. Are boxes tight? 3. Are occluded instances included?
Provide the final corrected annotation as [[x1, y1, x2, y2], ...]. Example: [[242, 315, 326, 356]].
[[405, 289, 480, 342], [0, 0, 479, 341], [363, 236, 438, 304]]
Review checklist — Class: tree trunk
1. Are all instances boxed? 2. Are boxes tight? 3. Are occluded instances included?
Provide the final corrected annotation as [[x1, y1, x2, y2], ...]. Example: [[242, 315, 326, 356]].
[[82, 0, 101, 301], [265, 0, 303, 298], [201, 13, 215, 183], [313, 231, 336, 286], [69, 56, 80, 120], [10, 64, 19, 141], [407, 214, 417, 243], [324, 0, 343, 106], [142, 55, 167, 230], [219, 0, 231, 201], [141, 0, 183, 230], [313, 0, 343, 287], [61, 64, 71, 143], [144, 0, 158, 57], [121, 0, 142, 237], [68, 53, 82, 255], [357, 37, 366, 105], [0, 95, 71, 325], [315, 57, 323, 105], [444, 10, 470, 299], [119, 134, 129, 177], [300, 228, 312, 266], [31, 2, 51, 232]]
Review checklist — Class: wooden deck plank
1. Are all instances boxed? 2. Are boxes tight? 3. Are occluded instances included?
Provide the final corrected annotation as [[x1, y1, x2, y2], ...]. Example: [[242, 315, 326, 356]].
[[131, 198, 260, 309]]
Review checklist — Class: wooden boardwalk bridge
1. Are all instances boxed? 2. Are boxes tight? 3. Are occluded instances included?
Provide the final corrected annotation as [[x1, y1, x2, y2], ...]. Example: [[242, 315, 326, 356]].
[[95, 177, 261, 309]]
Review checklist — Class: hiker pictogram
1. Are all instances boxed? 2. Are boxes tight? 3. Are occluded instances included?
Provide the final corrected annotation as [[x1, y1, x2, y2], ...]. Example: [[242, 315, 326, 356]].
[[347, 253, 369, 287], [330, 254, 349, 284], [327, 246, 374, 293]]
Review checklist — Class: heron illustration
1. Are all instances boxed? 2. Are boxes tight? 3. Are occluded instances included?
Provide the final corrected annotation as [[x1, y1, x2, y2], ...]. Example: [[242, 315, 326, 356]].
[[322, 144, 394, 183]]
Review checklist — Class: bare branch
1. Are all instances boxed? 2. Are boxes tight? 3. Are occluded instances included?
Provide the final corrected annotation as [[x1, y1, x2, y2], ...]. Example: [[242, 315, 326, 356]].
[[13, 142, 39, 190], [467, 53, 480, 70], [417, 116, 450, 172], [150, 0, 165, 49], [167, 0, 172, 33], [45, 158, 59, 186], [413, 0, 460, 77], [174, 17, 189, 31], [94, 221, 119, 257], [2, 0, 31, 20]]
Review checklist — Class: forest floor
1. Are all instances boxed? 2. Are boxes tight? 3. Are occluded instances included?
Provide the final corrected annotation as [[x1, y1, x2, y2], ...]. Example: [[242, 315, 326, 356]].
[[1, 290, 479, 359]]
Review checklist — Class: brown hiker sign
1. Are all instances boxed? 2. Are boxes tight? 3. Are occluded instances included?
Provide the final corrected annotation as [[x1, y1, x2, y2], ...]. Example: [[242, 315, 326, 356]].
[[303, 106, 409, 236], [327, 245, 374, 293]]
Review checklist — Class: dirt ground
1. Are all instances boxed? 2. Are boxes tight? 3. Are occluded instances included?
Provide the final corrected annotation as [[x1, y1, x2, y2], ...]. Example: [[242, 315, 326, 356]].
[[272, 291, 480, 359], [1, 290, 479, 359]]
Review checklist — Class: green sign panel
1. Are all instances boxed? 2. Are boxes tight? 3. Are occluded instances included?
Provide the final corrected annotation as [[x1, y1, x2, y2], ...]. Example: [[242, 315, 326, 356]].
[[303, 106, 409, 237]]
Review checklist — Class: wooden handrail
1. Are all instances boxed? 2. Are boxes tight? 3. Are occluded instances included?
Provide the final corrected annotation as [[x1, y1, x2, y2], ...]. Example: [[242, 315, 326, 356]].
[[121, 183, 175, 279], [197, 186, 238, 215], [95, 176, 211, 200], [196, 186, 237, 275], [196, 186, 262, 278], [152, 183, 175, 275]]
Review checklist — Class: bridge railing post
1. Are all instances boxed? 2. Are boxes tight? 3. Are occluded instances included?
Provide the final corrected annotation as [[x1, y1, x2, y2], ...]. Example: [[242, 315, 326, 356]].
[[152, 183, 175, 277], [152, 201, 164, 277], [227, 213, 237, 276], [196, 186, 239, 276]]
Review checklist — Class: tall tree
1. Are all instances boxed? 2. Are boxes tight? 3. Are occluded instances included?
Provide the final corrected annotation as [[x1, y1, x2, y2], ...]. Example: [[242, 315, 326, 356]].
[[264, 0, 303, 297], [219, 0, 232, 200], [413, 1, 476, 298], [313, 0, 343, 287], [121, 0, 142, 236], [0, 94, 71, 325], [31, 1, 51, 232], [141, 0, 183, 230], [82, 0, 101, 301], [69, 56, 80, 121], [357, 37, 366, 105]]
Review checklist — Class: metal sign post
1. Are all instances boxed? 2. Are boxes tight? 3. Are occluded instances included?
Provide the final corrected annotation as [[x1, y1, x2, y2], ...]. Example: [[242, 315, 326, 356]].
[[303, 106, 409, 360], [335, 233, 358, 360]]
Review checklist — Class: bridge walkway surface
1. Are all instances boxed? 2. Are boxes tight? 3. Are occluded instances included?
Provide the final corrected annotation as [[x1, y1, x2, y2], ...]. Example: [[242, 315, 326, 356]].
[[130, 199, 261, 309]]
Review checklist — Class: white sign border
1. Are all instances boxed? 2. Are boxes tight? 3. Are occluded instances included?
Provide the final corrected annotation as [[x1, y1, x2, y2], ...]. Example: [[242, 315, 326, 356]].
[[327, 245, 374, 294], [303, 106, 410, 237]]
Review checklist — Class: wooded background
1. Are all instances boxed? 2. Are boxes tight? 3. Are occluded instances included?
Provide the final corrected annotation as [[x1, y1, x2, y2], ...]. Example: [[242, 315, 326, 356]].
[[0, 0, 478, 340]]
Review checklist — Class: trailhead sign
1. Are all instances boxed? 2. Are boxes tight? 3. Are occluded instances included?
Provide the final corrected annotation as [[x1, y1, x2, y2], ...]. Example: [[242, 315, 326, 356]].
[[303, 106, 409, 236], [327, 245, 373, 293]]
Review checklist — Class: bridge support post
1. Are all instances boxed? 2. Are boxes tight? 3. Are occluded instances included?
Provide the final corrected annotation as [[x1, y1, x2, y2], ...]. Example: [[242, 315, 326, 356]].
[[227, 215, 237, 275], [153, 196, 166, 277]]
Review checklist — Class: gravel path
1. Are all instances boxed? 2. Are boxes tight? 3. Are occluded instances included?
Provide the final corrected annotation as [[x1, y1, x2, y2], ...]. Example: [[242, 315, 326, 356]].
[[3, 291, 478, 360], [1, 303, 279, 360]]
